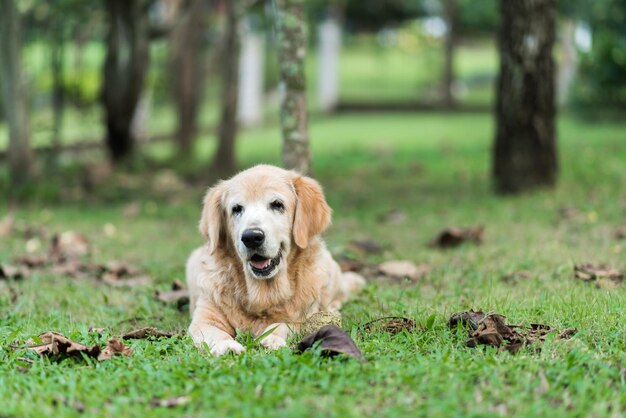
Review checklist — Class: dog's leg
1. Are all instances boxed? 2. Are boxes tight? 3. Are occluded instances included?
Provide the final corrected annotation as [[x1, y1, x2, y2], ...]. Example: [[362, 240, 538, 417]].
[[189, 301, 245, 356], [256, 322, 291, 350]]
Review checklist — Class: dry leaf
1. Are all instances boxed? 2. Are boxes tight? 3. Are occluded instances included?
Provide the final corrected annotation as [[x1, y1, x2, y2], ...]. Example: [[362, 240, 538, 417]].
[[295, 325, 362, 360], [155, 282, 190, 310], [150, 396, 191, 408], [430, 226, 484, 248], [574, 264, 623, 288], [448, 310, 486, 330], [347, 239, 386, 255], [14, 254, 48, 268], [122, 327, 176, 340], [378, 260, 430, 282], [97, 337, 132, 361], [102, 274, 152, 288], [24, 332, 101, 359], [0, 264, 30, 280], [501, 270, 532, 283], [49, 231, 90, 262], [362, 317, 416, 334]]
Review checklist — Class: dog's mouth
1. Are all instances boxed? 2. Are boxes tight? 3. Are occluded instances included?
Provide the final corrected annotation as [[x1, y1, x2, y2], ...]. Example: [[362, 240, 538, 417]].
[[249, 253, 281, 277]]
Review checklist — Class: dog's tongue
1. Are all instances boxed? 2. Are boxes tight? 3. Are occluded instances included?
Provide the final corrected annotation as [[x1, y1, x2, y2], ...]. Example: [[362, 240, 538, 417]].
[[250, 257, 271, 270]]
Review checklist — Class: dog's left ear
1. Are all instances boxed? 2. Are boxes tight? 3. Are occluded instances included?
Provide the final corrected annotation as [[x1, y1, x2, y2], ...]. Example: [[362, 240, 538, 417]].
[[292, 175, 332, 249]]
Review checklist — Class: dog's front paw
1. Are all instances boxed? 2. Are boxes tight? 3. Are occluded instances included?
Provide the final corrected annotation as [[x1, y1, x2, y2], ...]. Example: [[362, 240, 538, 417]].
[[261, 334, 287, 350], [210, 340, 246, 356]]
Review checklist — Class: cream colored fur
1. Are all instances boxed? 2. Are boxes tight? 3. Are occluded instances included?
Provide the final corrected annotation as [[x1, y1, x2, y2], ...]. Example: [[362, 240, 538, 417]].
[[186, 165, 365, 356]]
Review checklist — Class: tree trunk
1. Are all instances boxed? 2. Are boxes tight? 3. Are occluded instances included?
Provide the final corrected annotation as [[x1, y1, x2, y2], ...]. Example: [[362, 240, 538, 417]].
[[170, 0, 208, 157], [102, 0, 150, 164], [49, 34, 65, 169], [213, 0, 243, 175], [0, 0, 32, 190], [442, 0, 457, 108], [493, 0, 557, 194], [274, 0, 311, 175]]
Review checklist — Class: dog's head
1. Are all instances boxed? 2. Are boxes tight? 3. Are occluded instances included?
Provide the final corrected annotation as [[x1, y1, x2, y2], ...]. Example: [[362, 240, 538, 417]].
[[199, 165, 331, 280]]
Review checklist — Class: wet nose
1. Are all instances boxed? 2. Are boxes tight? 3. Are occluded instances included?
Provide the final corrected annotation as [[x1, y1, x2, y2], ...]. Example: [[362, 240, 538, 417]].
[[241, 228, 265, 249]]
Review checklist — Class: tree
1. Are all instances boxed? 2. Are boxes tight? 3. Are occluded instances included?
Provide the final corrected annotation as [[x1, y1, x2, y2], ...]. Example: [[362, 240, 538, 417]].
[[492, 0, 557, 194], [274, 0, 311, 175], [102, 0, 150, 163], [169, 0, 209, 157], [0, 0, 33, 190], [212, 0, 244, 175], [441, 0, 457, 108]]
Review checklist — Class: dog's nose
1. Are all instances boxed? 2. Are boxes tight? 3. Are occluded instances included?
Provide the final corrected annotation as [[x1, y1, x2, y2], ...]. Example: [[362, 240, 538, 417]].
[[241, 228, 265, 249]]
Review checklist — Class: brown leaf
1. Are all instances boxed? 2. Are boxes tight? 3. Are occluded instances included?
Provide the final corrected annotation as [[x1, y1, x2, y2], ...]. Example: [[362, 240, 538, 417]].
[[102, 274, 152, 288], [14, 254, 48, 268], [300, 311, 342, 336], [155, 283, 190, 311], [49, 231, 90, 262], [96, 261, 151, 287], [122, 327, 176, 340], [500, 270, 532, 283], [430, 226, 484, 248], [448, 310, 486, 331], [466, 314, 517, 348], [97, 337, 132, 361], [378, 260, 430, 282], [295, 325, 362, 360], [24, 332, 101, 359], [558, 328, 578, 339], [362, 317, 416, 335], [347, 239, 386, 255], [150, 396, 191, 408], [574, 264, 623, 287], [0, 213, 15, 237], [0, 264, 30, 280]]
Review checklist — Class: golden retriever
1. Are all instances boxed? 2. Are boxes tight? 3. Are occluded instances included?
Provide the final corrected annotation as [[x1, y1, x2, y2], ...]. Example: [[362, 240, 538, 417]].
[[186, 165, 365, 355]]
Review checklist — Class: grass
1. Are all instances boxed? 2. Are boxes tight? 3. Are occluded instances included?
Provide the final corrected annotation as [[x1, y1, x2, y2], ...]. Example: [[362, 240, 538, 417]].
[[1, 112, 626, 417]]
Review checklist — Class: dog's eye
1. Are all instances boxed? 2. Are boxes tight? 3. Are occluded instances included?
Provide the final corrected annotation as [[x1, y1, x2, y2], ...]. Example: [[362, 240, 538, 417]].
[[270, 200, 285, 212], [232, 204, 244, 215]]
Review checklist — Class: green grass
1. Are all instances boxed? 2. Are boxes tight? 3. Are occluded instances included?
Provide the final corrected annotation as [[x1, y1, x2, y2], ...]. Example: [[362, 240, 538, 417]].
[[1, 113, 626, 417]]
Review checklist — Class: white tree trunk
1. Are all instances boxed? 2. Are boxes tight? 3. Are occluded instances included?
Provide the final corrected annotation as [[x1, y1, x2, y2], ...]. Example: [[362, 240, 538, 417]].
[[317, 17, 340, 112], [238, 26, 265, 127]]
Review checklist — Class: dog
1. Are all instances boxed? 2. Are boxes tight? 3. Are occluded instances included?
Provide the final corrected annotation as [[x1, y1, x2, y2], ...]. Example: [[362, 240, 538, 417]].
[[186, 165, 365, 356]]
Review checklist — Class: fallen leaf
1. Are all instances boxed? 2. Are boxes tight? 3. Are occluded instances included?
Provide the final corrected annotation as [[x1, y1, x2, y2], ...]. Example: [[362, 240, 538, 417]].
[[347, 239, 386, 255], [448, 310, 486, 331], [102, 274, 152, 288], [49, 231, 90, 262], [501, 270, 532, 283], [574, 264, 623, 288], [300, 311, 342, 336], [430, 226, 484, 248], [23, 332, 101, 359], [97, 337, 132, 361], [122, 327, 176, 340], [0, 213, 15, 237], [13, 254, 48, 268], [450, 311, 578, 354], [295, 325, 362, 360], [378, 260, 430, 282], [0, 264, 30, 280], [362, 317, 416, 334], [155, 282, 190, 310], [150, 396, 191, 408]]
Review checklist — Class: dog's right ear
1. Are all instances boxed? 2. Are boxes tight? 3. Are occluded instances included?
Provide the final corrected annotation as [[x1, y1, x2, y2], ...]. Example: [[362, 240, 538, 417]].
[[199, 182, 226, 254]]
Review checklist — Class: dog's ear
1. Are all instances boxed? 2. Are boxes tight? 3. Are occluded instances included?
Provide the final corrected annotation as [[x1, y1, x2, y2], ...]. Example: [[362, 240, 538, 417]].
[[292, 175, 332, 249], [199, 182, 227, 254]]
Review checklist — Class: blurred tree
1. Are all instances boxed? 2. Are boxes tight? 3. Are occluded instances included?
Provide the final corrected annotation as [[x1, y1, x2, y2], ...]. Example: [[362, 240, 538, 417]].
[[571, 0, 626, 111], [274, 0, 311, 175], [441, 0, 457, 108], [102, 0, 150, 163], [169, 0, 209, 157], [0, 0, 33, 189], [456, 0, 498, 36], [493, 0, 558, 193], [213, 0, 244, 175]]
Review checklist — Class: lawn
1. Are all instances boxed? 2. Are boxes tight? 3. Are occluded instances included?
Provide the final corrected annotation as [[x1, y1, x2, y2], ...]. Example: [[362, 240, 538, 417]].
[[1, 112, 625, 417]]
